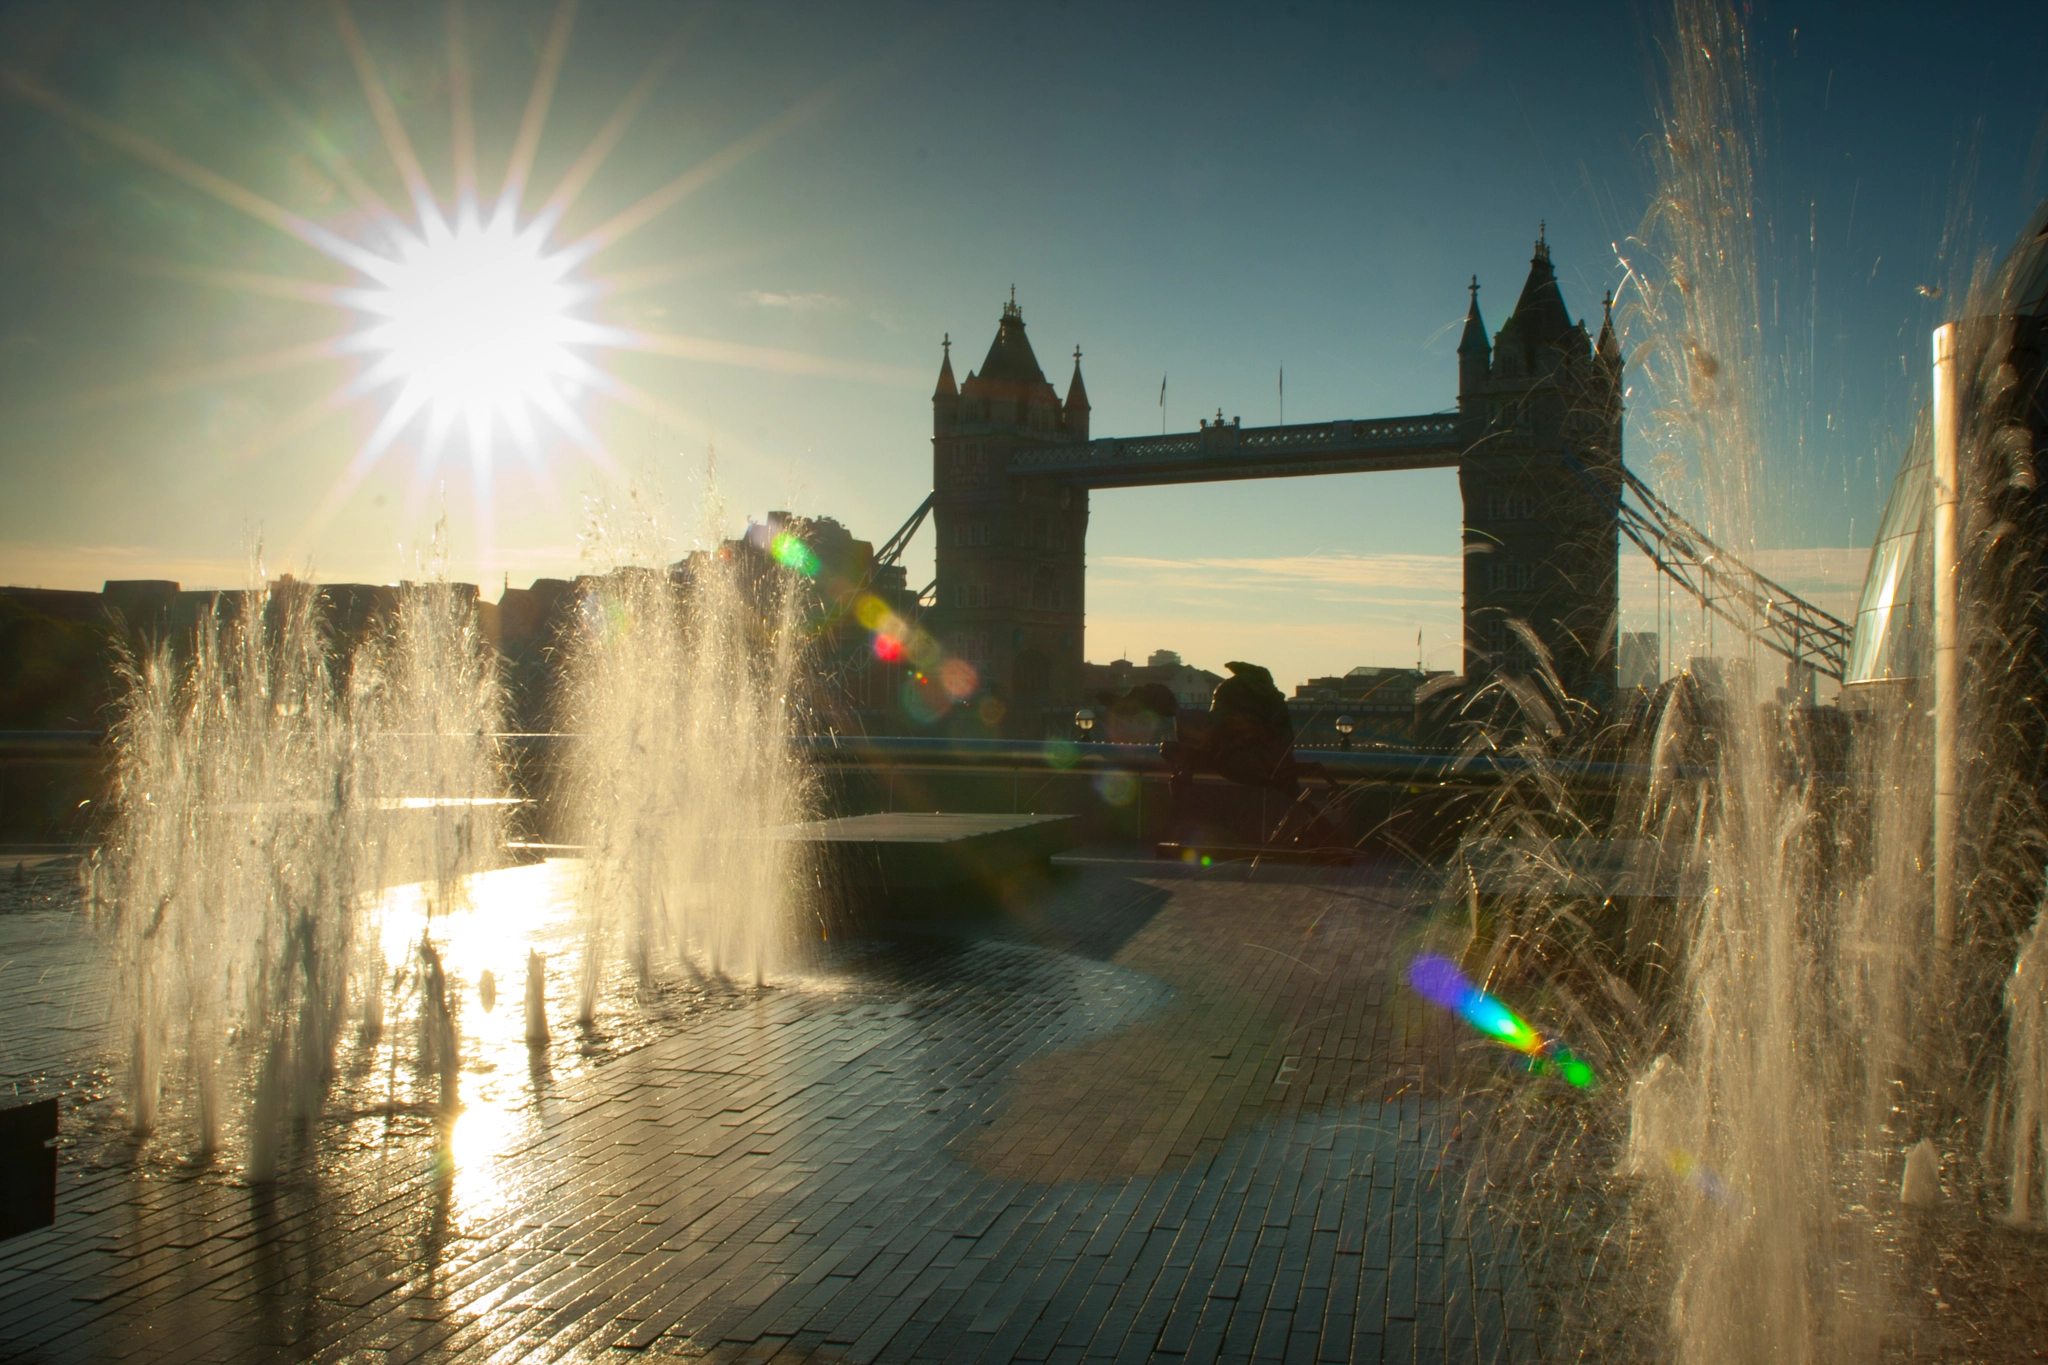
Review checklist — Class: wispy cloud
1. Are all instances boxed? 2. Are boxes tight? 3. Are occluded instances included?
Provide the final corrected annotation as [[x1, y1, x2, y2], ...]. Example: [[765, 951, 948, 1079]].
[[735, 289, 845, 311], [1094, 552, 1461, 597], [1089, 545, 1874, 688], [1087, 551, 1463, 683]]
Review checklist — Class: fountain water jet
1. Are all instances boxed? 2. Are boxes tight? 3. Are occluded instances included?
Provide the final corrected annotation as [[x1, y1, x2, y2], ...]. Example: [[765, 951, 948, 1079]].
[[558, 495, 816, 1024], [525, 949, 550, 1046], [91, 573, 506, 1176], [1452, 4, 2048, 1358], [1617, 7, 2048, 1355]]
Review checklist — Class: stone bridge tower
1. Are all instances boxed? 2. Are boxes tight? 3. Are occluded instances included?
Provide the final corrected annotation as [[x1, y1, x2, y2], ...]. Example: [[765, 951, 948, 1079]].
[[928, 293, 1092, 730], [1456, 230, 1624, 705]]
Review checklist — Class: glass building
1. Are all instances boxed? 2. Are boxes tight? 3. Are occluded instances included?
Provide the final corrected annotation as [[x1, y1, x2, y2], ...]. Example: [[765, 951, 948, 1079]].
[[1843, 414, 1933, 690]]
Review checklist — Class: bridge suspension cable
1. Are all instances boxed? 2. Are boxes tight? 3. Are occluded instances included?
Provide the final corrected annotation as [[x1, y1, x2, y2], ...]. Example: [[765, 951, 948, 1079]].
[[872, 493, 934, 570], [1572, 455, 1853, 681]]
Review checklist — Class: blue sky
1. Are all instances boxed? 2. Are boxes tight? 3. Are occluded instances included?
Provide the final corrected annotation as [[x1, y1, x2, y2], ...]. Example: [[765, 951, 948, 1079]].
[[1, 0, 2043, 685]]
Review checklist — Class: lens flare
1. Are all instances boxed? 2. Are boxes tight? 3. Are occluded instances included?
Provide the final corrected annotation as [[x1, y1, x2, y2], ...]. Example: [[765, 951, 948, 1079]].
[[1667, 1149, 1735, 1204], [1095, 771, 1139, 807], [853, 594, 890, 630], [1407, 953, 1595, 1088], [940, 657, 978, 699], [769, 531, 820, 578], [899, 672, 949, 724]]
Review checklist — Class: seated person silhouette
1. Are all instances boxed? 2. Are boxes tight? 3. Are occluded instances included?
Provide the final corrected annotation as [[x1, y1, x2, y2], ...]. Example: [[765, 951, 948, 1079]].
[[1161, 661, 1344, 851], [1166, 661, 1297, 789]]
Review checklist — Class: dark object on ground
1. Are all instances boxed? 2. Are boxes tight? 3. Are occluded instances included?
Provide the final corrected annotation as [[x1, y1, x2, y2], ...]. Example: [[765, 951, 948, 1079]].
[[788, 812, 1079, 900], [0, 1098, 57, 1240], [1161, 661, 1349, 853]]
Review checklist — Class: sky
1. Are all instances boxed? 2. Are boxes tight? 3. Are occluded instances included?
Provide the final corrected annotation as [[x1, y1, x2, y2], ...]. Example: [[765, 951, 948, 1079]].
[[1, 0, 2045, 689]]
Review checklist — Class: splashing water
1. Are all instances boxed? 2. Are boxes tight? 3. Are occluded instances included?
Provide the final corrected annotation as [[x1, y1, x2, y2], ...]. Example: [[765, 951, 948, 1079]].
[[1450, 3, 2048, 1359], [559, 492, 816, 1022], [89, 575, 505, 1177], [87, 485, 820, 1178]]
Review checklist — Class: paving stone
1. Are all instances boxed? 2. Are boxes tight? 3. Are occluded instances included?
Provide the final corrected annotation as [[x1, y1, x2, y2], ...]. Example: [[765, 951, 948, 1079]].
[[0, 852, 1536, 1362]]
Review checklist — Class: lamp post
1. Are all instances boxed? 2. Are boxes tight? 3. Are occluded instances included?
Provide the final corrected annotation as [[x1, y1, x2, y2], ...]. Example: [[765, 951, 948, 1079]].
[[1074, 708, 1097, 741], [1334, 716, 1355, 752], [1931, 323, 1960, 950]]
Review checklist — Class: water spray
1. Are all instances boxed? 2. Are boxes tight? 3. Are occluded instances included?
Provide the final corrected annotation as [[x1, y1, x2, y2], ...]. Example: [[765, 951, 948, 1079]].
[[525, 949, 549, 1047]]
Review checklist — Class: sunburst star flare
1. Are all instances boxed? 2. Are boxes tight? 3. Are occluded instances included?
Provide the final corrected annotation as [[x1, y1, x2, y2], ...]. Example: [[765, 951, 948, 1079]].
[[338, 205, 617, 460]]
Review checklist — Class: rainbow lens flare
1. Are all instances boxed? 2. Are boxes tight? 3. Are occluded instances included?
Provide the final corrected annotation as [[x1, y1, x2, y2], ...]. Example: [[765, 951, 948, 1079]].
[[1407, 954, 1595, 1088], [1667, 1149, 1734, 1204]]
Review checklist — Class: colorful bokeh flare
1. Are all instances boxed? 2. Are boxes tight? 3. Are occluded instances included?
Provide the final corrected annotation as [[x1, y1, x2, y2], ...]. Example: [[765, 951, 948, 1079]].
[[1407, 953, 1596, 1088]]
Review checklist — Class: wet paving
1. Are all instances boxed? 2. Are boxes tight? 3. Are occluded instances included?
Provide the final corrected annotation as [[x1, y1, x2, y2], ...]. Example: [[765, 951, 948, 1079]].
[[0, 851, 1540, 1364]]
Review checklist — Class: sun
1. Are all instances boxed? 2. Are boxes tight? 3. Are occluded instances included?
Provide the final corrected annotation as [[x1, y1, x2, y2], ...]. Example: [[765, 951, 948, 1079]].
[[0, 0, 907, 563], [343, 208, 597, 453]]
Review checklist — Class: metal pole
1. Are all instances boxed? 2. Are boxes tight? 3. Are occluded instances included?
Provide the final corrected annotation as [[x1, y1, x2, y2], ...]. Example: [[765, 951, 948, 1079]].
[[1931, 322, 1961, 948]]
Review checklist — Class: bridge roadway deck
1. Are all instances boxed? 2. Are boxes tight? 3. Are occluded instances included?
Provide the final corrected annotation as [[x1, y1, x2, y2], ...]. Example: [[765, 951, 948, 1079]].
[[0, 850, 1542, 1364], [1008, 415, 1472, 489]]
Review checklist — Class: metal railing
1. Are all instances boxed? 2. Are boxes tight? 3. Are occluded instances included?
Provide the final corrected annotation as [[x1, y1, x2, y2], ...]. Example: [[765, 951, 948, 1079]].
[[1, 730, 1674, 789]]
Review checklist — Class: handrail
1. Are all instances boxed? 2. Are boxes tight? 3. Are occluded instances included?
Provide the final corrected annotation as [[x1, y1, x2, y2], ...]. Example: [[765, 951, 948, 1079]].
[[0, 731, 108, 756], [792, 735, 1685, 788], [0, 729, 1678, 788]]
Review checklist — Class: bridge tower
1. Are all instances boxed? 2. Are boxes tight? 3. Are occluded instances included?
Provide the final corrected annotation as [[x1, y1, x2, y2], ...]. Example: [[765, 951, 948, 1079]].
[[1456, 229, 1624, 704], [928, 292, 1092, 732]]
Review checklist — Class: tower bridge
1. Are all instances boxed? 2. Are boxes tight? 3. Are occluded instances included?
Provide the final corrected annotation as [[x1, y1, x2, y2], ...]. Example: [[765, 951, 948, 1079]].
[[925, 235, 1628, 732]]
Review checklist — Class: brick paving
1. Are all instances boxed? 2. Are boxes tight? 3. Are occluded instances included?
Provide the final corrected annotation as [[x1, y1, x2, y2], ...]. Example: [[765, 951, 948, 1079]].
[[0, 851, 1538, 1363]]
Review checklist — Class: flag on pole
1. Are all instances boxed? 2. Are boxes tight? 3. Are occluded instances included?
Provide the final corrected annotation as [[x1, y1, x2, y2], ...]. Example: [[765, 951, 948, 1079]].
[[1279, 365, 1284, 426], [1159, 373, 1167, 433]]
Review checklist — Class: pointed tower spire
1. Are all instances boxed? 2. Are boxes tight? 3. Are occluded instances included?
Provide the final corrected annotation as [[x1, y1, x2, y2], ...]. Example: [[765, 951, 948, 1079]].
[[1491, 229, 1576, 377], [1458, 275, 1491, 397], [1596, 290, 1621, 364], [932, 331, 959, 435], [934, 332, 957, 399], [1063, 343, 1090, 439]]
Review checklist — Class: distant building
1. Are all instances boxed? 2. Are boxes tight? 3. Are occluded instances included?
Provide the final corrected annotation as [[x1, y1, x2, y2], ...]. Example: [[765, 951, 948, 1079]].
[[1289, 665, 1457, 748], [670, 511, 928, 732], [0, 577, 470, 730], [1081, 649, 1222, 712], [1618, 631, 1659, 692]]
